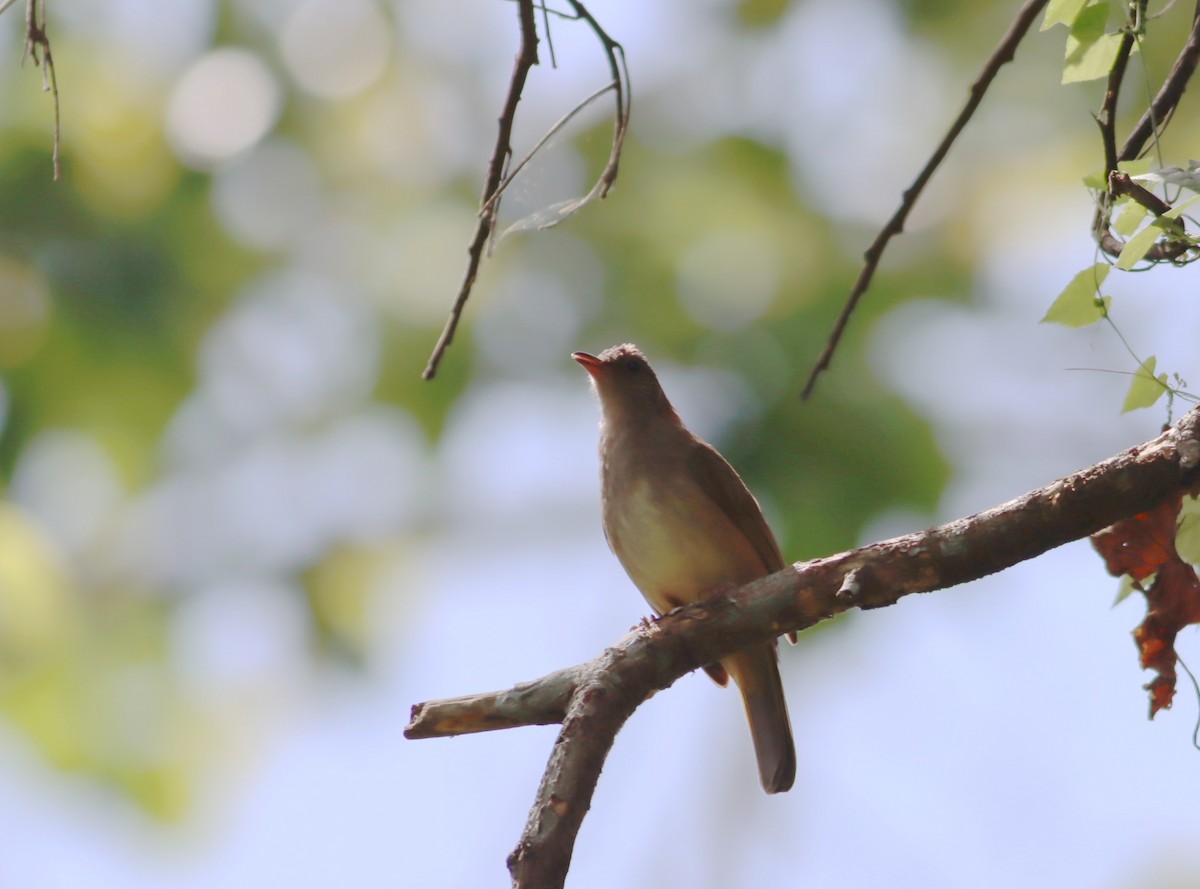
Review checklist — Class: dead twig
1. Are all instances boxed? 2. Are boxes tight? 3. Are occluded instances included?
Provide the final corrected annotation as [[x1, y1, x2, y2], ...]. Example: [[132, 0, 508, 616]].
[[423, 0, 630, 381], [1118, 1, 1200, 163], [1093, 3, 1200, 263], [20, 0, 60, 180], [421, 0, 539, 382], [801, 0, 1049, 399]]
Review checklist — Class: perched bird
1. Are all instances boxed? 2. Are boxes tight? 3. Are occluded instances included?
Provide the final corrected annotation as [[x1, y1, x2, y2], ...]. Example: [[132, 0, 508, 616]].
[[573, 343, 795, 794]]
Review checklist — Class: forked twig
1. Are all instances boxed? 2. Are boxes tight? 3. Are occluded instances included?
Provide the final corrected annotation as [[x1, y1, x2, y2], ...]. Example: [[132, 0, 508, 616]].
[[19, 0, 60, 180], [422, 0, 540, 381], [1093, 2, 1200, 262], [423, 0, 630, 380], [801, 0, 1049, 399], [1118, 1, 1200, 163], [480, 81, 617, 222]]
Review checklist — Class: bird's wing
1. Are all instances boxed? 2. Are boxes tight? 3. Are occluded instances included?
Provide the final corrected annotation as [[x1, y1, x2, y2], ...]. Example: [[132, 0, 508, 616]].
[[685, 440, 784, 574]]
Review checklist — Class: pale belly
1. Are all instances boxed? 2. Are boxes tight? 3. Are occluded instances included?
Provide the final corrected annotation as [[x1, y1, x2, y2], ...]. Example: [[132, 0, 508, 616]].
[[603, 475, 765, 615]]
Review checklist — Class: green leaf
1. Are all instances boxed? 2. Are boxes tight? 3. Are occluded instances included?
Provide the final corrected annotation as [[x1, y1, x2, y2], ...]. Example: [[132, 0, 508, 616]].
[[1112, 573, 1137, 605], [735, 0, 791, 28], [1064, 30, 1125, 84], [1117, 158, 1153, 176], [1175, 495, 1200, 566], [1042, 0, 1091, 30], [1163, 193, 1200, 220], [1113, 199, 1148, 237], [1041, 263, 1110, 327], [1121, 356, 1169, 412], [1061, 3, 1125, 83], [1116, 221, 1162, 269]]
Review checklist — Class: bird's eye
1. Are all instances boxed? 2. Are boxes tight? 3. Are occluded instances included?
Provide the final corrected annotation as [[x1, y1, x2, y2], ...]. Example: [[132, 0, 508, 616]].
[[625, 359, 641, 373]]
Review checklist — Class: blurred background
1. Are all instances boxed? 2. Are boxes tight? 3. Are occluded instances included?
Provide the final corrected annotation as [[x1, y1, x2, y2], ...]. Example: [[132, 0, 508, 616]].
[[0, 0, 1199, 886]]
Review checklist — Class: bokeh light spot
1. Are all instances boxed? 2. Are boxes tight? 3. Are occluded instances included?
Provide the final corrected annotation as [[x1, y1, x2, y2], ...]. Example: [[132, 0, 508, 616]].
[[280, 0, 391, 100], [166, 48, 282, 168], [211, 139, 323, 251], [676, 228, 780, 331], [0, 257, 50, 368]]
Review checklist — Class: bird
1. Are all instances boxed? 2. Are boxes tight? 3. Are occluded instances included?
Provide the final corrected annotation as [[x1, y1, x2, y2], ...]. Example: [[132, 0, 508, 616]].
[[573, 343, 795, 794]]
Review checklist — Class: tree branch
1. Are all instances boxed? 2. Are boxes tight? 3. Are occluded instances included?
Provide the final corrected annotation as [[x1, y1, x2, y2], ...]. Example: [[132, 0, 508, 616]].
[[800, 0, 1049, 400], [1093, 1, 1200, 262], [20, 0, 59, 180], [423, 0, 629, 380], [422, 0, 540, 382], [1117, 0, 1200, 163], [406, 406, 1200, 889]]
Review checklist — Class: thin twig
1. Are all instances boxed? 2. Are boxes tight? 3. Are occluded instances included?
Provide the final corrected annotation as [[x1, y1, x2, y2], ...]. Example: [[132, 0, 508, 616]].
[[1118, 0, 1200, 162], [491, 2, 630, 240], [563, 0, 631, 201], [480, 81, 617, 220], [1094, 2, 1200, 262], [1098, 31, 1139, 178], [421, 0, 539, 381], [424, 0, 630, 380], [801, 0, 1049, 399], [539, 1, 557, 69], [21, 0, 60, 180], [1089, 20, 1137, 247]]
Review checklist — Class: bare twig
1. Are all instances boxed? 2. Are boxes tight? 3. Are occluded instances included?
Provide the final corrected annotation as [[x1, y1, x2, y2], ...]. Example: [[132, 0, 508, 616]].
[[801, 0, 1049, 399], [409, 407, 1200, 889], [421, 0, 539, 381], [21, 0, 60, 180], [562, 0, 630, 202], [1096, 27, 1140, 178], [1118, 1, 1200, 163], [423, 0, 630, 380], [1093, 3, 1200, 262], [480, 81, 617, 221]]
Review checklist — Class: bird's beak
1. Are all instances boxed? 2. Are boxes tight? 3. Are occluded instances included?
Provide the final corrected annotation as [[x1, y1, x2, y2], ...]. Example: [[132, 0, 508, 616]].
[[572, 351, 603, 378]]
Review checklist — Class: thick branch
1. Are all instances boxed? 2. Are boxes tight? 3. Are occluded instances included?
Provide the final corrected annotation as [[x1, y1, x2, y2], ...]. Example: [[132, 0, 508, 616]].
[[406, 407, 1200, 888], [405, 666, 580, 738]]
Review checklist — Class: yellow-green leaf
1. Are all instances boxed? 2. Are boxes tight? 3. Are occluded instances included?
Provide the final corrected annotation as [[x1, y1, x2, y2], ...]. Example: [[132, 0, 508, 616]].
[[1116, 222, 1162, 269], [1113, 199, 1148, 237], [1164, 193, 1200, 220], [1064, 31, 1125, 84], [1175, 495, 1200, 565], [1117, 158, 1153, 176], [1041, 263, 1110, 327], [1042, 0, 1090, 30], [1121, 356, 1168, 412]]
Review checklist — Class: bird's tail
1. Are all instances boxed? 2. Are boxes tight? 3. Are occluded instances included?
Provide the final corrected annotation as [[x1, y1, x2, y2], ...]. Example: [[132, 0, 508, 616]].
[[725, 644, 796, 794]]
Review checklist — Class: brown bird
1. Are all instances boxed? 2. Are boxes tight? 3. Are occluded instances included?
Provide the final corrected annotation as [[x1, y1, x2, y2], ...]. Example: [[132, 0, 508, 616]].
[[573, 343, 795, 794]]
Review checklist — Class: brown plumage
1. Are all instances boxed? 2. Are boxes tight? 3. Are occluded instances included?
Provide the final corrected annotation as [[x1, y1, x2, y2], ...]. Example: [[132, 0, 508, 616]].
[[573, 343, 795, 794]]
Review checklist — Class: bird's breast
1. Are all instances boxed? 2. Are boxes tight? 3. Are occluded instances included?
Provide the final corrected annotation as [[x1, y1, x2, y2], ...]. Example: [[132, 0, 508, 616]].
[[601, 461, 765, 615]]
